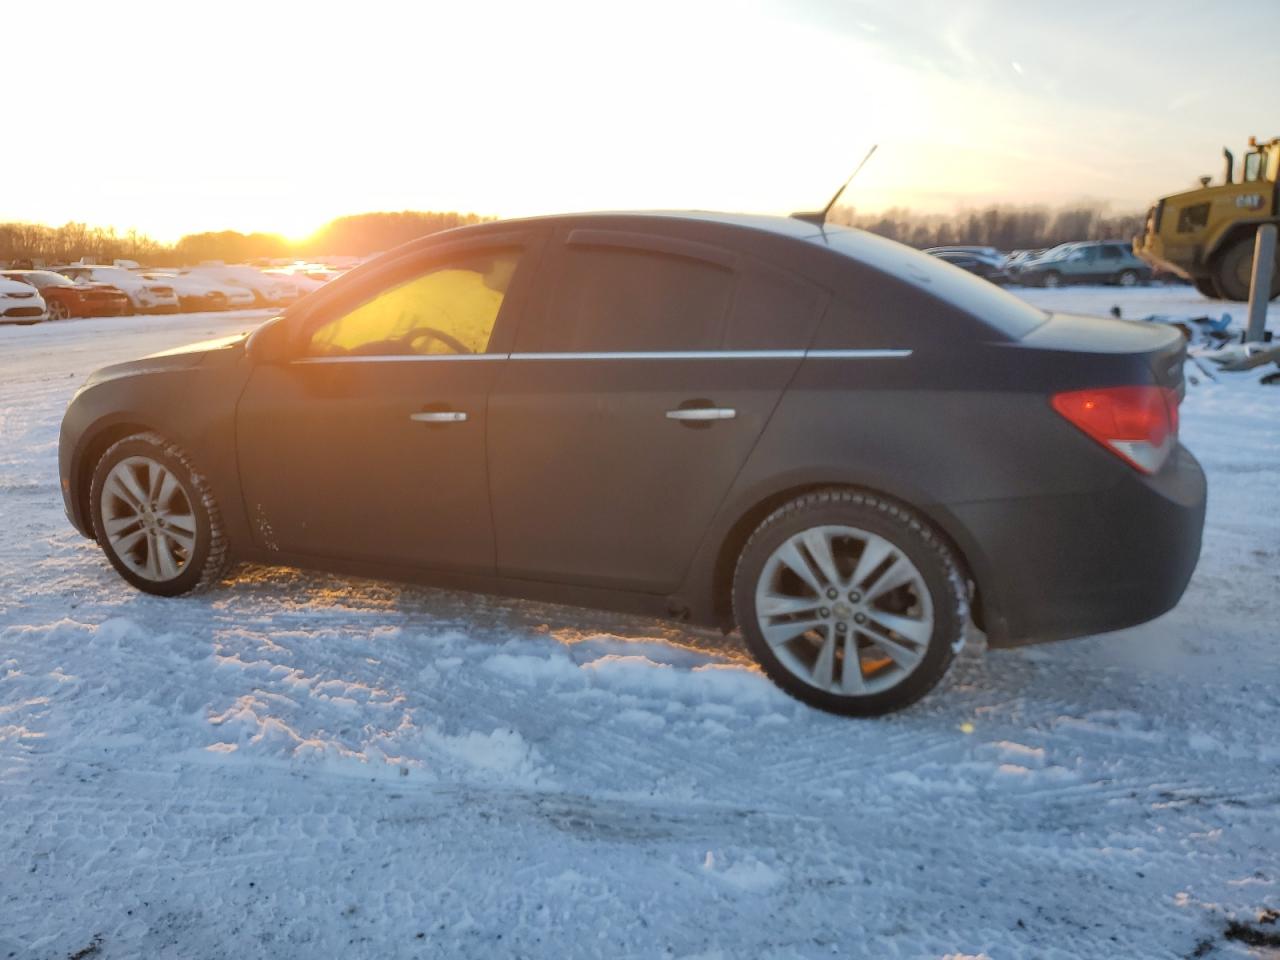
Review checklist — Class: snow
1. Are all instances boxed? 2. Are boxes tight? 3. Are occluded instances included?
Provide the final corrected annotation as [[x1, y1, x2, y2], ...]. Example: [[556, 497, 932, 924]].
[[1, 292, 1278, 959]]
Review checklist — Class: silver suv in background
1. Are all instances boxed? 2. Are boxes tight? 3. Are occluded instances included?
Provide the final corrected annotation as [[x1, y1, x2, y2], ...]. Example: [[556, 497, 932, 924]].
[[1013, 241, 1153, 288]]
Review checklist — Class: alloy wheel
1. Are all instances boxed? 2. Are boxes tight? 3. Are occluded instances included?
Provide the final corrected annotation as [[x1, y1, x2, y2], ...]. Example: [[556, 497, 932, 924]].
[[99, 456, 198, 582], [753, 525, 935, 696]]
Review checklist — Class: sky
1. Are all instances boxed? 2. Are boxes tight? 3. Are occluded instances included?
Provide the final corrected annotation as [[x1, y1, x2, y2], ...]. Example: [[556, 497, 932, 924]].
[[6, 0, 1278, 242]]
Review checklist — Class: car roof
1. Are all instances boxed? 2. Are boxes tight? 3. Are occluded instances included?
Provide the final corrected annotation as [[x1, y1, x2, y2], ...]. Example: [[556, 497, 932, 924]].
[[462, 210, 828, 241]]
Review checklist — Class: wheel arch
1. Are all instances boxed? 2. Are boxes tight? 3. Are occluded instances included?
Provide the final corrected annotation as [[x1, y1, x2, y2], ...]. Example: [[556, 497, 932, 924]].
[[701, 478, 1000, 640], [72, 418, 160, 540]]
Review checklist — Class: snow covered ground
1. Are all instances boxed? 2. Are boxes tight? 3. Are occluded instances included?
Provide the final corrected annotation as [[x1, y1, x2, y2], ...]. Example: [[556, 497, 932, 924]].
[[1, 290, 1278, 959]]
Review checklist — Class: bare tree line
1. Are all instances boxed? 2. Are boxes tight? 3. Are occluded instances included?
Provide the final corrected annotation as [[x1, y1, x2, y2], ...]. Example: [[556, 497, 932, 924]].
[[828, 204, 1146, 251], [2, 205, 1143, 267]]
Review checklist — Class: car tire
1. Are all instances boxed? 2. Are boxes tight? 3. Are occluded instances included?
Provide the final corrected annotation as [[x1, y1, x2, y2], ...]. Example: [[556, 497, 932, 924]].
[[1117, 269, 1140, 287], [89, 432, 230, 596], [732, 489, 968, 716], [1040, 270, 1062, 288], [1214, 234, 1280, 302], [49, 300, 72, 320]]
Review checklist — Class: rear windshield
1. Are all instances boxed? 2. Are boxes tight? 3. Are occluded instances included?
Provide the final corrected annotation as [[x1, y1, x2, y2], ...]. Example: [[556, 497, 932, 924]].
[[814, 227, 1048, 339]]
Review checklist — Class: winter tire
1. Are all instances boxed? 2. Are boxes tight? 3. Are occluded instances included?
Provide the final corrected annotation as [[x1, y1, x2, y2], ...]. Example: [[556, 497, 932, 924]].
[[89, 432, 230, 596], [733, 489, 968, 716]]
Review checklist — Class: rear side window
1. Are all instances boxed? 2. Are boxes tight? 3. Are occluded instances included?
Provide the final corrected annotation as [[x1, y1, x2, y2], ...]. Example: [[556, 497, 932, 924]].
[[724, 262, 827, 350], [813, 228, 1046, 340], [526, 246, 732, 352]]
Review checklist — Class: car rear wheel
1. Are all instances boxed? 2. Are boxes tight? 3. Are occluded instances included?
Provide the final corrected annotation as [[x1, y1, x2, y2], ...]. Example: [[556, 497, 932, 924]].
[[89, 432, 230, 596], [1040, 270, 1062, 288], [732, 490, 968, 716], [1117, 269, 1140, 287]]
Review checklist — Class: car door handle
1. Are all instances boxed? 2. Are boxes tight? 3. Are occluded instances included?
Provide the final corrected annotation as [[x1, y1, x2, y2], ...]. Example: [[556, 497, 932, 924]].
[[409, 411, 467, 423], [665, 407, 736, 421]]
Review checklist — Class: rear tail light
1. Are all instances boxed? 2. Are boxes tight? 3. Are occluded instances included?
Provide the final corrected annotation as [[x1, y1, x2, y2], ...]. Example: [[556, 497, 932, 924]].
[[1051, 386, 1179, 475]]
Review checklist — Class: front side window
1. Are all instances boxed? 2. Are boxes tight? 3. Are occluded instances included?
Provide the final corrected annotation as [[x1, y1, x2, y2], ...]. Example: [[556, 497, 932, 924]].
[[528, 246, 733, 352], [306, 250, 519, 357], [1098, 245, 1121, 260]]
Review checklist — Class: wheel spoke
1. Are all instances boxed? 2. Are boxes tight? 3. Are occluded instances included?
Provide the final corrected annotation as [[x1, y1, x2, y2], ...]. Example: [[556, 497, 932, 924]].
[[761, 617, 826, 648], [142, 535, 160, 579], [105, 474, 142, 511], [113, 528, 147, 553], [811, 629, 836, 690], [116, 466, 150, 510], [774, 540, 825, 596], [163, 526, 196, 552], [162, 510, 196, 534], [155, 469, 179, 509], [757, 592, 823, 618], [866, 609, 932, 647], [865, 630, 924, 671], [850, 534, 895, 590], [866, 558, 917, 601], [153, 533, 180, 579], [840, 633, 866, 694], [799, 529, 842, 592], [103, 513, 141, 537]]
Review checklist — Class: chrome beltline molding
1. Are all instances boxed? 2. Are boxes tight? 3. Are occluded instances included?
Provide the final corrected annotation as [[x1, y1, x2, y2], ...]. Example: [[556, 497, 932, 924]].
[[293, 348, 912, 365]]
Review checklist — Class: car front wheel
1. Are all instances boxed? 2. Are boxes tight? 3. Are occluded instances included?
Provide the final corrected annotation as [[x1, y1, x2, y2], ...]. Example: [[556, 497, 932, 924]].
[[48, 300, 72, 320], [89, 432, 230, 595], [1040, 270, 1062, 288], [732, 490, 968, 716]]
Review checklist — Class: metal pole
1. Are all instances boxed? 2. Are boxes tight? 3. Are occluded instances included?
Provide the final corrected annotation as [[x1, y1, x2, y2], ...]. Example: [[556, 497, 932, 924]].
[[1245, 223, 1277, 343]]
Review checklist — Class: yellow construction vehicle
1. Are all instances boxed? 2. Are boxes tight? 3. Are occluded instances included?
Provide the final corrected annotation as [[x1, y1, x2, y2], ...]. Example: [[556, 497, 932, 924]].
[[1135, 135, 1280, 300]]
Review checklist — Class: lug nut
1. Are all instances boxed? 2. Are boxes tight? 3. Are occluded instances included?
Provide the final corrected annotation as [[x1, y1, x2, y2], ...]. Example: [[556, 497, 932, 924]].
[[835, 622, 847, 633], [854, 613, 866, 624], [819, 607, 830, 618], [826, 588, 838, 600], [848, 591, 861, 602]]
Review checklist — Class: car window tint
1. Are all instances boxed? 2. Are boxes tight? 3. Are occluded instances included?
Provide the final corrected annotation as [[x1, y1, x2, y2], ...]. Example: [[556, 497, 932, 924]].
[[724, 262, 827, 350], [531, 246, 732, 352], [306, 250, 520, 357], [1098, 246, 1121, 259]]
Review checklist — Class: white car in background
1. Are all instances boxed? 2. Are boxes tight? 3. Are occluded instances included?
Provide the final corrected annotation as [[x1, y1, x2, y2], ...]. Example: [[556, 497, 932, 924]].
[[0, 277, 47, 324], [55, 265, 180, 314], [138, 272, 257, 312], [179, 264, 299, 307]]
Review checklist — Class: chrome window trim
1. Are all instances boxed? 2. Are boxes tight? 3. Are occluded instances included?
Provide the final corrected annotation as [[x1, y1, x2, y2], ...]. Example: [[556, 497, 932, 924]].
[[291, 348, 912, 365]]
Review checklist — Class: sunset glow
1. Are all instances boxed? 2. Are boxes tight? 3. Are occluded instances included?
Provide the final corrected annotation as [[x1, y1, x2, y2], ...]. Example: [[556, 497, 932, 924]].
[[7, 0, 1278, 240]]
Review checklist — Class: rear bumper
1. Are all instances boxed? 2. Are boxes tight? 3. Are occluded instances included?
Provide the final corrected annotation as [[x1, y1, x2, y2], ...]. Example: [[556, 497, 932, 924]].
[[953, 445, 1206, 647]]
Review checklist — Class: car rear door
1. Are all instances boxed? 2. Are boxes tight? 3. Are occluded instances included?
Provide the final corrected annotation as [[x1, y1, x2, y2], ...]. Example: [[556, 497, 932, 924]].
[[486, 227, 829, 594], [235, 230, 543, 574]]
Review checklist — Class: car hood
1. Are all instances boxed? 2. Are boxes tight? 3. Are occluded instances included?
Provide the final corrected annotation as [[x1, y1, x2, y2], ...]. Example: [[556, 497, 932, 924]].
[[80, 333, 249, 388]]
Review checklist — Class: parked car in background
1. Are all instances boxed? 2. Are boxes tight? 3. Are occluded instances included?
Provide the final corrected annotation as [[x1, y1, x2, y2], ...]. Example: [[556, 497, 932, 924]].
[[55, 265, 180, 313], [1, 269, 130, 319], [923, 245, 1004, 260], [1015, 241, 1152, 288], [180, 264, 299, 307], [138, 272, 256, 312], [1003, 248, 1047, 272], [59, 211, 1205, 716], [0, 276, 46, 324], [926, 250, 1010, 284]]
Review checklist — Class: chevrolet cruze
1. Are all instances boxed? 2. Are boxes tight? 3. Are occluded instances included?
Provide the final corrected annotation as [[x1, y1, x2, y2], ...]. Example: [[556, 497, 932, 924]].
[[59, 212, 1207, 714]]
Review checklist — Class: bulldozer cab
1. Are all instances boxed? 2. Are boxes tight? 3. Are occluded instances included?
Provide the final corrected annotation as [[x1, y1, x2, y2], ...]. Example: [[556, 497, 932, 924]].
[[1240, 138, 1280, 183]]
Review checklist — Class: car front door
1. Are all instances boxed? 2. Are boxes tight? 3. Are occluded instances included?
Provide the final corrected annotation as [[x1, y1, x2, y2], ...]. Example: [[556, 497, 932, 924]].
[[235, 232, 542, 574], [486, 228, 828, 595]]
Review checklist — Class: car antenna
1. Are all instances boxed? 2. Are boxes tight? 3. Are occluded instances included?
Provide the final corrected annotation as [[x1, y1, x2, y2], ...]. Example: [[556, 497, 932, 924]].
[[791, 144, 878, 228]]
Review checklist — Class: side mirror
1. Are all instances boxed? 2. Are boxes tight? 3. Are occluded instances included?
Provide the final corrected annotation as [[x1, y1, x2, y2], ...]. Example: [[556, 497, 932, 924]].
[[245, 315, 296, 365]]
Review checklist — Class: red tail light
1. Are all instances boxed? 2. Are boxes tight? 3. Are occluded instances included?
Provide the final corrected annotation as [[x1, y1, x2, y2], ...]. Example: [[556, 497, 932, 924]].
[[1051, 386, 1179, 475]]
